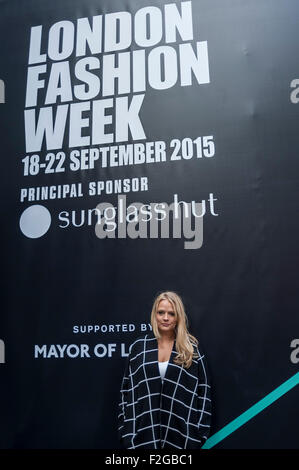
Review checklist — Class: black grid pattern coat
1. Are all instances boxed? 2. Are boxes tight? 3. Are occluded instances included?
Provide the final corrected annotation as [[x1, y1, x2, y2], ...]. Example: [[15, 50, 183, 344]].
[[118, 332, 212, 449]]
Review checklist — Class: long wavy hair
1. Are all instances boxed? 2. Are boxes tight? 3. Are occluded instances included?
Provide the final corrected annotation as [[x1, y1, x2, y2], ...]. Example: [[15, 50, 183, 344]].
[[150, 291, 199, 368]]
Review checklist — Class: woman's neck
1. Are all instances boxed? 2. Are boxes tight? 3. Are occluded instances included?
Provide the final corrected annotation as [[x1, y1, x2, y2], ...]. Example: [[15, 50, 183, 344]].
[[158, 332, 175, 343]]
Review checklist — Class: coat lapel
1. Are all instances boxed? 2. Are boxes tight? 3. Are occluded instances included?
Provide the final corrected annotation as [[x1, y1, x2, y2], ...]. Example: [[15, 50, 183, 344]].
[[145, 332, 179, 383], [142, 332, 160, 381], [164, 339, 182, 384]]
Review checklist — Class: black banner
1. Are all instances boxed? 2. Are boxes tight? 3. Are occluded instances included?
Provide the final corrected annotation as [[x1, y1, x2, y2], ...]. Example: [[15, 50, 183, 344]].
[[0, 0, 299, 449]]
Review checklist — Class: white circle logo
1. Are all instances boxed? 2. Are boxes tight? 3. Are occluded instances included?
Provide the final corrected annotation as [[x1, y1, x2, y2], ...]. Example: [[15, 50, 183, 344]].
[[19, 205, 51, 239]]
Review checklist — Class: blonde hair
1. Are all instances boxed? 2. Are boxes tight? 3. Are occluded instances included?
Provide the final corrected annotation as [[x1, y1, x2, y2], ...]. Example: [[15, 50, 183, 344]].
[[150, 291, 199, 368]]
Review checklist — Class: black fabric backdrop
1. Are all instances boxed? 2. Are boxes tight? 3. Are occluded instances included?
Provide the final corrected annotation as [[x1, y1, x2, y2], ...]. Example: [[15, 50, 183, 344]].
[[0, 0, 299, 449]]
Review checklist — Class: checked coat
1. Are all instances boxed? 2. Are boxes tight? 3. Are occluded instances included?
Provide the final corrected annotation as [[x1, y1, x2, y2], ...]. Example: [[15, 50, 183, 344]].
[[118, 332, 212, 449]]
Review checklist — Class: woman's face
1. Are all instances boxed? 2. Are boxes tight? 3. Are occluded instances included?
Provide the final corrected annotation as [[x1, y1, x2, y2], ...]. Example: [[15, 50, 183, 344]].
[[156, 299, 177, 335]]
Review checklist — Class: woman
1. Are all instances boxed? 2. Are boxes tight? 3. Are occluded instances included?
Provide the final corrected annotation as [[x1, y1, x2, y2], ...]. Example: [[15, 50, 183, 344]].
[[118, 291, 212, 449]]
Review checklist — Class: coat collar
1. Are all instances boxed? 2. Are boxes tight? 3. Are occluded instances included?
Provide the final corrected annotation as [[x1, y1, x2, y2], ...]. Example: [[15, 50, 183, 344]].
[[144, 332, 178, 382]]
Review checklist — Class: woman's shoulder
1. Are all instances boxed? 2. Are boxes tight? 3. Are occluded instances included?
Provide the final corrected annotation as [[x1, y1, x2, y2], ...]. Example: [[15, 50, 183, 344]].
[[194, 341, 209, 368], [189, 336, 206, 359]]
